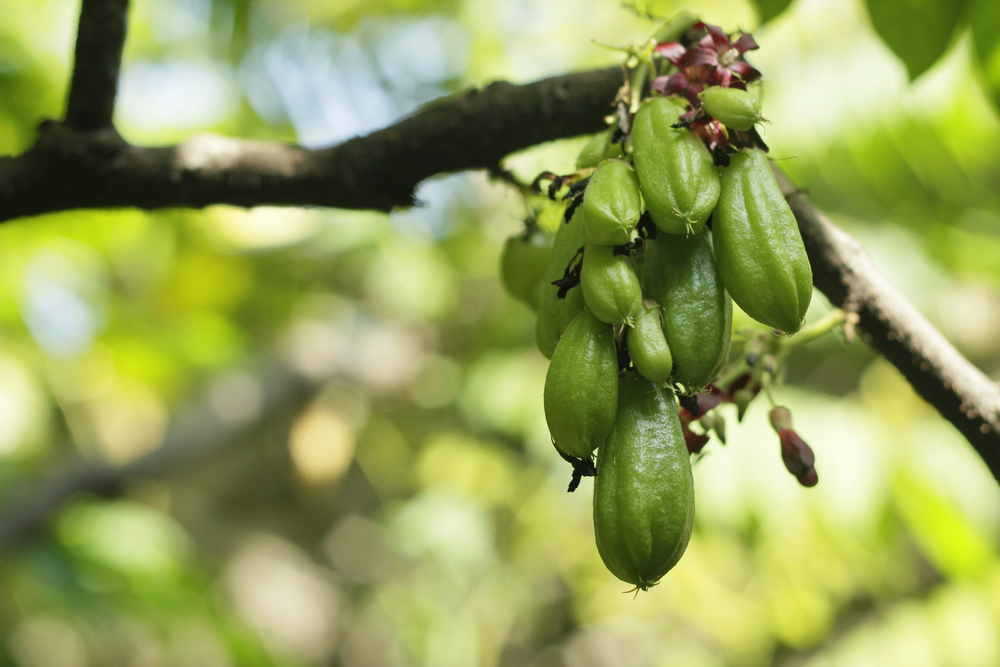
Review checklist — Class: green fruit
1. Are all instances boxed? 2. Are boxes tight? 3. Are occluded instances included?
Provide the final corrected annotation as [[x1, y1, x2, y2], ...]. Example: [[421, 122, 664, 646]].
[[627, 301, 673, 385], [714, 149, 813, 334], [535, 209, 588, 358], [644, 230, 732, 390], [632, 97, 720, 236], [581, 161, 643, 246], [499, 228, 553, 310], [576, 128, 624, 169], [580, 242, 642, 326], [543, 308, 618, 460], [593, 373, 695, 590], [700, 87, 763, 131], [536, 199, 569, 234]]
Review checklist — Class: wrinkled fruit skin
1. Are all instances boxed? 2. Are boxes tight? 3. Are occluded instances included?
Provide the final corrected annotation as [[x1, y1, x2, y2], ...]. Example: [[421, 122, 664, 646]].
[[576, 128, 624, 169], [632, 97, 720, 236], [700, 87, 762, 131], [627, 302, 673, 385], [644, 230, 732, 390], [580, 242, 643, 326], [714, 149, 813, 334], [536, 209, 588, 358], [593, 373, 695, 590], [581, 160, 643, 246], [499, 228, 553, 310], [543, 308, 618, 460]]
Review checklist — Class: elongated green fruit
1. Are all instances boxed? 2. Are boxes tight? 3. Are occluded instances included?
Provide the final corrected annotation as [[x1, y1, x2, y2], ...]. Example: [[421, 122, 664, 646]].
[[499, 228, 553, 310], [580, 242, 642, 326], [632, 97, 720, 236], [627, 301, 673, 385], [714, 149, 812, 333], [576, 128, 624, 169], [543, 309, 618, 460], [644, 230, 732, 389], [535, 210, 588, 358], [594, 373, 694, 590], [581, 161, 643, 246], [700, 87, 763, 131]]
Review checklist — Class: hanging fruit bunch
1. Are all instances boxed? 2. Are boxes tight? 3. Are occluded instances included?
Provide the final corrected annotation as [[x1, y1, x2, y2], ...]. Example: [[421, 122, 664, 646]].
[[498, 17, 847, 592]]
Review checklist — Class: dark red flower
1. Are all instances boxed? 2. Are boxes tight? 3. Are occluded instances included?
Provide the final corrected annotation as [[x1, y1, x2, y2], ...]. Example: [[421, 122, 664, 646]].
[[679, 407, 710, 455], [650, 22, 761, 105]]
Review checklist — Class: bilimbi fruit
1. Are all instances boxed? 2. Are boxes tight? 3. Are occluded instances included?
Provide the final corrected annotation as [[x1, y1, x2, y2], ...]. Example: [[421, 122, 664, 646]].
[[713, 149, 813, 333], [580, 160, 643, 246], [535, 208, 588, 358], [644, 230, 731, 390], [700, 87, 763, 131], [626, 300, 673, 386], [579, 242, 643, 327], [593, 373, 695, 590], [631, 97, 720, 236], [510, 19, 820, 594], [576, 128, 624, 169], [499, 227, 553, 310], [543, 308, 618, 460]]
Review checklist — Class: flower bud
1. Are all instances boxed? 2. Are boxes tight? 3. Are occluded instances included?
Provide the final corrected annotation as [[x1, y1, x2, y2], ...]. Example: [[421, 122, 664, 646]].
[[733, 387, 755, 422], [769, 406, 818, 487]]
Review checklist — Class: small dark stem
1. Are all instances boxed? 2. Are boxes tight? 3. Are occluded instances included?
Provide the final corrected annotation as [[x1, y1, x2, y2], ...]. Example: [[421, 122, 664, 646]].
[[65, 0, 130, 130]]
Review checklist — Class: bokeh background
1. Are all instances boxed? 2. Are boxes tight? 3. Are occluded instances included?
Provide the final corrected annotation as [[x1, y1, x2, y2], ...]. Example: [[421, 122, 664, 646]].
[[3, 0, 1000, 665]]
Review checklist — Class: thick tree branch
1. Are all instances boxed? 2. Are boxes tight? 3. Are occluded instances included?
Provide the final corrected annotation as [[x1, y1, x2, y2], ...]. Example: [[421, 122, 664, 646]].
[[64, 0, 130, 130], [0, 68, 623, 221]]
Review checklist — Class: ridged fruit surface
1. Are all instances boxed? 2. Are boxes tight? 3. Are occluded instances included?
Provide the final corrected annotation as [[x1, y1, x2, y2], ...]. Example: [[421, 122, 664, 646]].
[[581, 160, 642, 246], [535, 209, 588, 358], [626, 301, 673, 385], [713, 149, 812, 333], [593, 373, 695, 590], [543, 309, 618, 460], [632, 97, 720, 236], [499, 228, 553, 310], [644, 230, 731, 389], [700, 87, 763, 131], [580, 242, 642, 326]]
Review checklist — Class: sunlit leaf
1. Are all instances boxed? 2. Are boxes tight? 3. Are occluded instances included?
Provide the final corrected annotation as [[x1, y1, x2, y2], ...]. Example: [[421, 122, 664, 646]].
[[864, 0, 967, 79], [968, 0, 1000, 109], [892, 470, 994, 579], [751, 0, 795, 26]]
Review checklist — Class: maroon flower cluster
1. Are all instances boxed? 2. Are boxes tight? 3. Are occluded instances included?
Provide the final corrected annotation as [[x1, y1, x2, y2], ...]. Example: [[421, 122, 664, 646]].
[[676, 372, 759, 455], [649, 22, 761, 152], [650, 22, 761, 104]]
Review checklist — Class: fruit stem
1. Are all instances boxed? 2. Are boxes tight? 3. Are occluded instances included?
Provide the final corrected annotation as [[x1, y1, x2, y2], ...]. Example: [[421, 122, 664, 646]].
[[626, 13, 698, 113], [780, 309, 847, 350]]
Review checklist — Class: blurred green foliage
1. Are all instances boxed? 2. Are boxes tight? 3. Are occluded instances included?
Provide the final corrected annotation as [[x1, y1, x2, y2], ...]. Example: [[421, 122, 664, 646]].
[[2, 0, 1000, 666]]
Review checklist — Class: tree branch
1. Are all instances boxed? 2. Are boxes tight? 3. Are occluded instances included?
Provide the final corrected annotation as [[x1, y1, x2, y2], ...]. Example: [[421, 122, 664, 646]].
[[64, 0, 130, 130], [778, 173, 1000, 476], [0, 68, 623, 221], [0, 363, 314, 553]]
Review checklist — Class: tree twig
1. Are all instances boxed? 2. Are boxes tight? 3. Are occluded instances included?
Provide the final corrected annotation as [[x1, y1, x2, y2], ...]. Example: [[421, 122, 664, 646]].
[[0, 364, 314, 553], [64, 0, 130, 131]]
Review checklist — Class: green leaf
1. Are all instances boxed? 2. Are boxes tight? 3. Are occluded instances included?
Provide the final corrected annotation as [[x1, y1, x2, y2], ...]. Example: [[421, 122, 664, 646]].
[[969, 0, 1000, 63], [864, 0, 967, 79], [968, 0, 1000, 109], [750, 0, 795, 26]]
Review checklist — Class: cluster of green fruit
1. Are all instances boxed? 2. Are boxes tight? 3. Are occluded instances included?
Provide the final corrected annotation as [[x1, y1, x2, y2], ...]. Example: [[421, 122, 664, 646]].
[[499, 23, 813, 592]]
